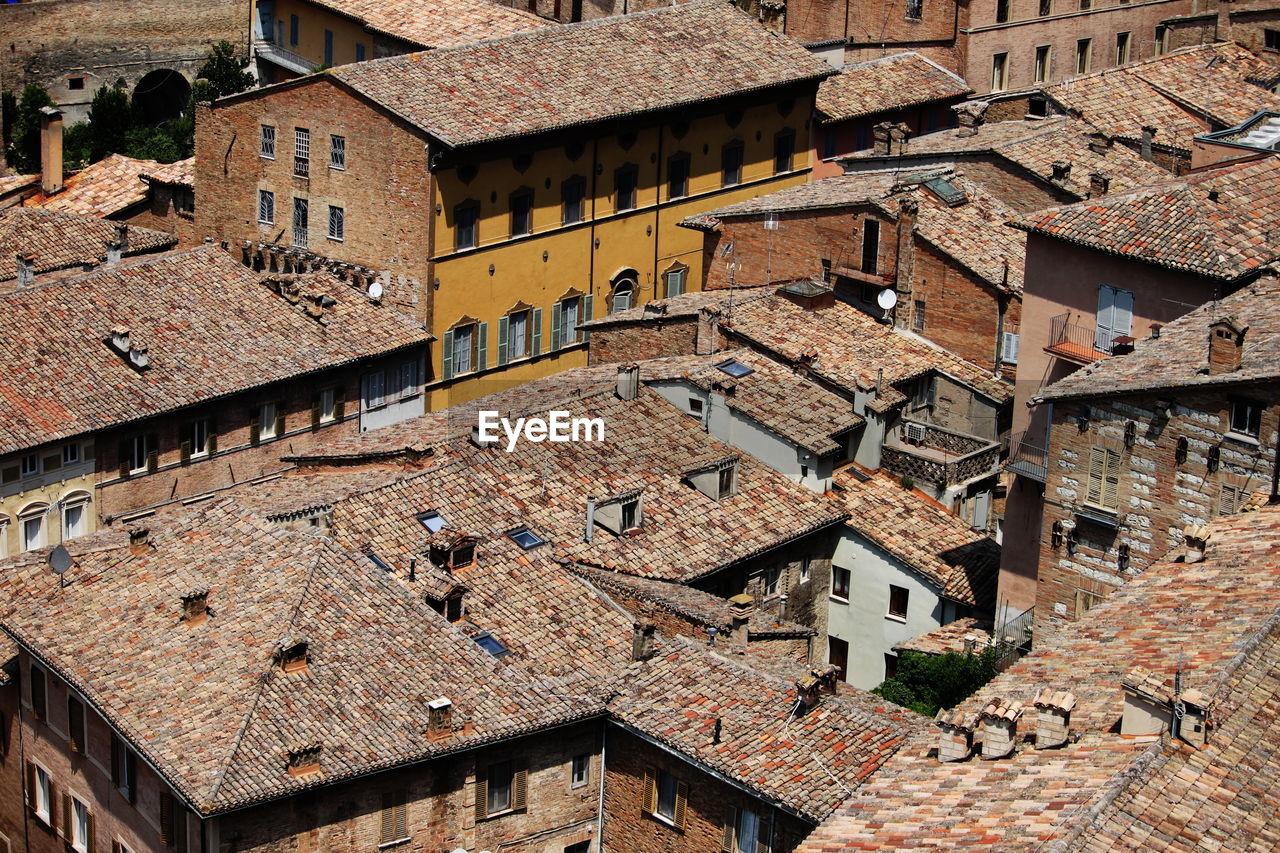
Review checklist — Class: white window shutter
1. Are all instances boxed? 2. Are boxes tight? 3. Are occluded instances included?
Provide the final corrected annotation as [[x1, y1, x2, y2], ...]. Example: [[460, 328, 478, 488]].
[[1002, 331, 1019, 364]]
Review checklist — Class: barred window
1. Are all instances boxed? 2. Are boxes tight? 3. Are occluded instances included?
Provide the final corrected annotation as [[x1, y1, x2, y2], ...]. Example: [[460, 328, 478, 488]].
[[328, 205, 344, 241], [258, 189, 275, 224], [293, 197, 309, 248], [330, 135, 346, 170], [294, 127, 310, 178], [260, 125, 276, 159]]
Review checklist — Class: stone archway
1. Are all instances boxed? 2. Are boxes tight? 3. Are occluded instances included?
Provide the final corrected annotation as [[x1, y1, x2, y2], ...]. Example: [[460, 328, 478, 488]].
[[132, 68, 191, 124]]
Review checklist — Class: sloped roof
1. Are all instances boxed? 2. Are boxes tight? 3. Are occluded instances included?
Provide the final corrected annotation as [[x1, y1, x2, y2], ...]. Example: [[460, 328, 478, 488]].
[[326, 0, 832, 148], [0, 500, 593, 814], [610, 637, 926, 821], [0, 246, 429, 454], [832, 468, 998, 609], [797, 504, 1280, 851], [817, 52, 970, 123], [1014, 155, 1280, 283], [302, 0, 547, 48], [138, 157, 195, 188], [26, 153, 162, 217], [0, 207, 175, 283], [892, 617, 994, 656], [1035, 276, 1280, 401]]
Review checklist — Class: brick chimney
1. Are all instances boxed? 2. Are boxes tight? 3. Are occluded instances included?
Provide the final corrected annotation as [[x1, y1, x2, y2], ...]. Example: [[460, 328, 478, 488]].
[[39, 106, 63, 195], [979, 697, 1024, 759], [872, 122, 894, 155], [128, 526, 150, 555], [894, 197, 918, 330], [695, 308, 720, 355], [631, 620, 656, 662], [426, 696, 453, 741], [1031, 688, 1076, 749], [1089, 172, 1111, 198], [889, 122, 911, 152], [1049, 161, 1072, 185], [1087, 133, 1111, 154], [1207, 317, 1246, 374], [181, 589, 210, 625], [15, 253, 35, 288], [728, 593, 753, 651], [953, 100, 990, 138], [935, 709, 977, 762], [1216, 0, 1233, 41], [1184, 524, 1212, 563], [285, 742, 323, 777]]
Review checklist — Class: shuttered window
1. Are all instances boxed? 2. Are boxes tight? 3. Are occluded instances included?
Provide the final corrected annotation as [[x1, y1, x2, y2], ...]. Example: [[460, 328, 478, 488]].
[[642, 768, 687, 829], [67, 697, 86, 753], [1220, 484, 1253, 517], [379, 789, 408, 844], [475, 759, 527, 819], [111, 734, 137, 803], [722, 805, 772, 853], [1085, 447, 1121, 510]]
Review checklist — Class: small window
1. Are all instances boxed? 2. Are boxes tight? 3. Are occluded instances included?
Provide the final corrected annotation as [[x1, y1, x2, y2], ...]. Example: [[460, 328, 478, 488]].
[[716, 358, 753, 378], [1075, 38, 1092, 75], [449, 542, 475, 568], [1085, 446, 1121, 510], [379, 789, 408, 846], [20, 509, 45, 552], [831, 566, 850, 600], [30, 664, 47, 720], [611, 278, 635, 313], [717, 464, 736, 499], [294, 127, 310, 178], [828, 636, 849, 681], [655, 770, 679, 822], [556, 297, 580, 349], [995, 0, 1008, 21], [418, 511, 447, 533], [763, 566, 780, 598], [70, 795, 90, 852], [292, 197, 308, 248], [799, 557, 811, 583], [1266, 29, 1280, 51], [32, 763, 51, 824], [112, 735, 137, 802], [507, 526, 545, 549], [323, 29, 334, 66], [1154, 25, 1168, 55], [356, 43, 366, 61], [318, 388, 337, 423], [364, 369, 387, 408], [487, 760, 515, 814], [188, 418, 210, 459], [905, 0, 922, 18], [1220, 484, 1253, 517], [861, 218, 880, 274], [68, 76, 85, 90], [62, 499, 88, 539], [455, 202, 479, 250], [452, 324, 475, 376], [127, 434, 151, 475], [913, 300, 926, 332], [1034, 45, 1051, 83], [329, 135, 346, 169], [663, 266, 687, 298], [562, 176, 586, 224], [62, 443, 80, 465], [259, 402, 280, 440], [327, 205, 344, 241], [511, 189, 534, 237], [1038, 0, 1050, 13], [571, 753, 590, 788], [688, 397, 704, 417], [1230, 398, 1261, 438], [289, 13, 299, 45], [1115, 31, 1132, 64], [621, 499, 641, 532], [888, 584, 909, 619], [884, 653, 898, 680], [507, 309, 530, 360], [260, 125, 276, 159], [20, 455, 39, 477], [668, 153, 690, 199], [615, 165, 638, 211], [773, 130, 795, 174], [992, 52, 1009, 91], [722, 141, 744, 187], [258, 189, 275, 224]]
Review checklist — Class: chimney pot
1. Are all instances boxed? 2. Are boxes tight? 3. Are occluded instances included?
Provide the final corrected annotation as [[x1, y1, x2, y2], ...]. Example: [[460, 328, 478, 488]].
[[978, 697, 1024, 759], [631, 620, 656, 662], [1184, 524, 1212, 563], [1032, 687, 1076, 748], [1050, 161, 1072, 183], [15, 253, 35, 288], [872, 122, 894, 155], [728, 593, 753, 652], [181, 589, 210, 624], [935, 709, 978, 762], [128, 526, 150, 554], [952, 100, 990, 138]]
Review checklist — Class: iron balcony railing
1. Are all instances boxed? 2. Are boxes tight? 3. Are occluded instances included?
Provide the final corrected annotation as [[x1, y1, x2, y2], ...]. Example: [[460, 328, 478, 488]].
[[1003, 429, 1048, 483], [1045, 313, 1111, 364]]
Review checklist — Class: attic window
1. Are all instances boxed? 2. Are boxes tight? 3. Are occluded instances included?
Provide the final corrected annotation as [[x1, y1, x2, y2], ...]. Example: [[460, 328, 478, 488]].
[[506, 526, 544, 550], [716, 358, 753, 378], [418, 511, 447, 533], [595, 492, 643, 536], [364, 550, 393, 572], [685, 458, 740, 501], [923, 177, 968, 206], [278, 640, 309, 673], [450, 542, 475, 568], [474, 632, 511, 658]]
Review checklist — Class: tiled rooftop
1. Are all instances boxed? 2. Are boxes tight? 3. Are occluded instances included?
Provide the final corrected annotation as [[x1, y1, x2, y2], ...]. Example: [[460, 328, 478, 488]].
[[0, 500, 594, 813], [1036, 276, 1280, 401], [138, 156, 195, 188], [1043, 42, 1280, 151], [816, 52, 970, 123], [1014, 155, 1280, 283], [610, 636, 926, 821], [0, 207, 176, 283], [327, 0, 832, 148], [892, 617, 994, 656], [832, 468, 999, 609], [0, 173, 38, 197], [25, 153, 163, 217], [842, 116, 1167, 202], [797, 505, 1280, 851], [303, 0, 547, 49], [685, 170, 1026, 291], [0, 246, 429, 455]]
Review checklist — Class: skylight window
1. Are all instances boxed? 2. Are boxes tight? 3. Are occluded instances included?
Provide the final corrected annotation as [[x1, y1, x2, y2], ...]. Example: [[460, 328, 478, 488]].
[[418, 511, 447, 533], [364, 551, 392, 572], [716, 358, 754, 378], [506, 526, 545, 550], [474, 632, 511, 658]]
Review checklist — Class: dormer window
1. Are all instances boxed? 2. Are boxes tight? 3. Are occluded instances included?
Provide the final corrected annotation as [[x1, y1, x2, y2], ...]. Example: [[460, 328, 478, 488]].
[[277, 640, 309, 673], [685, 458, 739, 501], [718, 464, 737, 499], [594, 492, 643, 536]]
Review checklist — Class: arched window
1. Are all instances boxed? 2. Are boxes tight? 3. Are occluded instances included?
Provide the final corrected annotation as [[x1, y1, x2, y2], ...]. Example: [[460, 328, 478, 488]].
[[60, 490, 92, 540], [610, 270, 638, 314], [18, 502, 49, 552]]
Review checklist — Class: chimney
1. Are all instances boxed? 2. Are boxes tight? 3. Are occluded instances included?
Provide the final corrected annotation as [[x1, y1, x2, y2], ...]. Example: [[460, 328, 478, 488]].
[[695, 308, 721, 355], [1175, 688, 1210, 748], [181, 589, 210, 625], [1216, 0, 1233, 41], [1087, 133, 1111, 154], [1140, 125, 1157, 162], [584, 497, 596, 543], [631, 621, 656, 662], [889, 122, 911, 151], [1089, 172, 1111, 198], [15, 253, 35, 288], [935, 709, 978, 762], [615, 362, 640, 400], [953, 100, 989, 138], [285, 742, 323, 777], [895, 197, 917, 330], [110, 326, 131, 353], [870, 121, 890, 154], [1207, 317, 1247, 374], [39, 106, 63, 195], [728, 593, 753, 651], [1184, 524, 1212, 563], [128, 526, 150, 555], [276, 637, 309, 673], [426, 696, 453, 741], [107, 223, 129, 265], [978, 697, 1024, 759], [796, 674, 823, 711], [962, 634, 978, 655], [1050, 161, 1072, 184], [1032, 688, 1076, 749]]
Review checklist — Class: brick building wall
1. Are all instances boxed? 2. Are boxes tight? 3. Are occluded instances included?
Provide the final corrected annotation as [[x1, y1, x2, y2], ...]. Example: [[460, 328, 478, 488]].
[[1162, 2, 1280, 52], [193, 83, 434, 323], [586, 319, 701, 365], [1035, 387, 1279, 632], [124, 185, 199, 248], [0, 664, 20, 853], [778, 0, 965, 73], [601, 726, 814, 853], [94, 348, 426, 521]]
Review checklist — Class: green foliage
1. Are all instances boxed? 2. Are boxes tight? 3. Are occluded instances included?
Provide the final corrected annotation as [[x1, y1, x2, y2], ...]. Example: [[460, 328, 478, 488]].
[[63, 121, 93, 170], [195, 40, 254, 101], [5, 84, 55, 173], [872, 648, 999, 717], [86, 85, 134, 162], [1, 91, 17, 157]]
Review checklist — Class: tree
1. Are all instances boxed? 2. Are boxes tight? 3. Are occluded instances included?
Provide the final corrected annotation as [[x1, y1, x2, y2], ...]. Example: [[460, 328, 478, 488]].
[[872, 648, 999, 717], [5, 84, 54, 174], [195, 40, 255, 101], [86, 85, 134, 162]]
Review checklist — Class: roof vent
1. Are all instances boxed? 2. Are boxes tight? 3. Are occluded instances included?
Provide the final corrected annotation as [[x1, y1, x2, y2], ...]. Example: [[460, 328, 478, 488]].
[[181, 589, 210, 625], [128, 526, 150, 555], [978, 697, 1024, 759], [1050, 161, 1072, 184], [275, 636, 310, 673], [15, 253, 35, 288], [285, 742, 323, 777], [426, 696, 453, 741], [935, 709, 978, 762], [1208, 316, 1247, 374], [1032, 688, 1076, 749], [1184, 524, 1212, 563], [631, 620, 656, 662], [728, 593, 753, 651]]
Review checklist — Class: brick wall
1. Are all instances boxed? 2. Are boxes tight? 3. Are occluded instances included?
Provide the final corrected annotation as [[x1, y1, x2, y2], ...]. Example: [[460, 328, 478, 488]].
[[601, 726, 815, 853], [586, 319, 701, 365], [948, 155, 1072, 212], [94, 349, 425, 520], [910, 240, 1018, 377], [123, 185, 200, 248], [0, 668, 20, 853], [1036, 386, 1279, 631]]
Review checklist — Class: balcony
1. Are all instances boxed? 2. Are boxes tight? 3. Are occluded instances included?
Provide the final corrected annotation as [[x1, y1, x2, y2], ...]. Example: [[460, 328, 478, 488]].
[[1044, 313, 1112, 365], [882, 420, 1000, 488], [1003, 429, 1047, 483], [254, 40, 316, 76]]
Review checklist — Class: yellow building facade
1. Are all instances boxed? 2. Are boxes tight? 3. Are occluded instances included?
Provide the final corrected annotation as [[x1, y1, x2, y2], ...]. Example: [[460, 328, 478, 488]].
[[0, 438, 96, 558]]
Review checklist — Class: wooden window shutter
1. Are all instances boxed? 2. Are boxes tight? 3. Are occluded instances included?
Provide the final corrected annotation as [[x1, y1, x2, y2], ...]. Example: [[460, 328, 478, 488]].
[[159, 791, 174, 846], [395, 794, 407, 840], [248, 411, 261, 445], [721, 806, 738, 852], [61, 791, 71, 839], [474, 773, 488, 821], [641, 768, 656, 815], [274, 406, 286, 438], [441, 330, 455, 381], [88, 809, 97, 852], [68, 697, 84, 753], [311, 394, 322, 430], [674, 781, 689, 830], [111, 735, 121, 785], [531, 308, 543, 356], [146, 433, 159, 473], [179, 440, 191, 465], [581, 295, 594, 343], [1103, 449, 1120, 509], [1085, 447, 1104, 505], [333, 387, 345, 421], [30, 667, 45, 720], [127, 749, 138, 805], [756, 811, 773, 853], [24, 760, 35, 809], [118, 440, 131, 480], [497, 315, 510, 366], [380, 791, 396, 843], [511, 762, 528, 811]]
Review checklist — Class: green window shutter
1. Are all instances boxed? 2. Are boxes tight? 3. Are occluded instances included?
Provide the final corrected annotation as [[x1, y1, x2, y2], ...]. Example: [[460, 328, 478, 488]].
[[551, 302, 563, 351], [581, 295, 593, 344], [531, 308, 543, 355], [477, 321, 489, 371], [441, 330, 454, 381], [497, 316, 510, 366]]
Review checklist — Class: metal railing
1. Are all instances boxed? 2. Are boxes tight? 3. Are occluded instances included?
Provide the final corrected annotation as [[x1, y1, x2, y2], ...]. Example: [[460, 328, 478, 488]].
[[881, 420, 1000, 487], [1003, 429, 1048, 482], [1046, 313, 1110, 364]]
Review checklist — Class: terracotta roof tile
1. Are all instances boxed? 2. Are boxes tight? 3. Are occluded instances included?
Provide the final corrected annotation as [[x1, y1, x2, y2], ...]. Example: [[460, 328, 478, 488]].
[[817, 52, 970, 123], [138, 157, 194, 188], [0, 208, 175, 283], [303, 0, 547, 48], [892, 617, 994, 656], [26, 153, 162, 217]]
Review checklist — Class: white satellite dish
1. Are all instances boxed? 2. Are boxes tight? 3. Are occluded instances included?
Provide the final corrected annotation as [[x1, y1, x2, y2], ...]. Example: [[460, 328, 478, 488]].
[[367, 281, 384, 300], [876, 288, 899, 310]]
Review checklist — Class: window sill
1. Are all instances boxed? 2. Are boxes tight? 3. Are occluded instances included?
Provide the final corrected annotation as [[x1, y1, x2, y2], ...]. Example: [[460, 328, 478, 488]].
[[377, 837, 411, 850], [1224, 432, 1260, 447], [477, 807, 522, 822], [885, 613, 908, 624], [649, 812, 680, 831], [327, 236, 344, 243], [829, 595, 850, 604]]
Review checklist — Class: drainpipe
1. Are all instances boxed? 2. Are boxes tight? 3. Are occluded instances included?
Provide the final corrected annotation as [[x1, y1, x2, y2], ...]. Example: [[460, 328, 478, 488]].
[[1269, 410, 1280, 504], [595, 722, 609, 851]]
